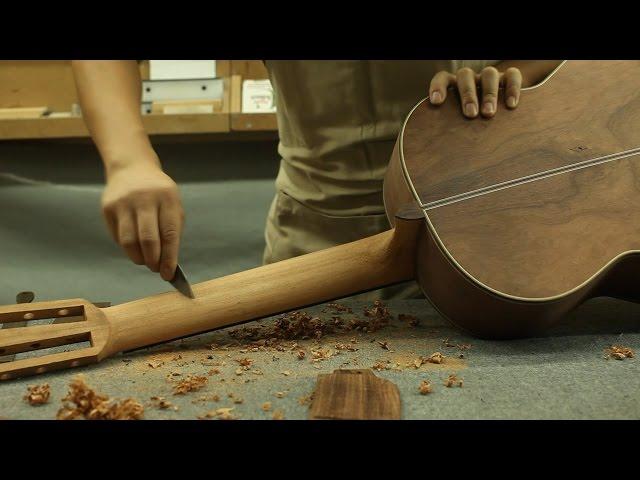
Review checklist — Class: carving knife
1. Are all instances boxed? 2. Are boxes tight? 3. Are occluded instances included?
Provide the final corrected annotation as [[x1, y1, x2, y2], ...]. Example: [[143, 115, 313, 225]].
[[170, 264, 195, 299]]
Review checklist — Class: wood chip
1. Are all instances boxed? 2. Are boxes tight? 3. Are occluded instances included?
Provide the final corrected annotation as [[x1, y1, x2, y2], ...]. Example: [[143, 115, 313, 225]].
[[24, 383, 51, 406], [262, 401, 272, 411], [146, 358, 164, 369], [172, 375, 208, 395], [274, 391, 287, 398], [281, 370, 291, 376], [324, 303, 353, 313], [297, 350, 306, 360], [426, 352, 445, 364], [372, 361, 390, 371], [150, 396, 178, 411], [604, 345, 635, 360], [399, 313, 420, 327], [236, 357, 253, 367], [444, 374, 463, 388], [377, 341, 390, 351], [272, 410, 285, 420], [198, 407, 237, 420], [298, 394, 314, 406], [419, 380, 432, 395]]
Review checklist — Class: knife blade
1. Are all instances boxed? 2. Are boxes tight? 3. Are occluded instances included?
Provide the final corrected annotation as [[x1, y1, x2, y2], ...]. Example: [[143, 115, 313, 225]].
[[170, 264, 195, 299]]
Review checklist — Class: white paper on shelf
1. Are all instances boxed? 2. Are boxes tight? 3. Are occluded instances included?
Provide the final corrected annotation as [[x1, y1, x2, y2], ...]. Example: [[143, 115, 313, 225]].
[[142, 78, 224, 102], [149, 60, 216, 80], [241, 79, 277, 113]]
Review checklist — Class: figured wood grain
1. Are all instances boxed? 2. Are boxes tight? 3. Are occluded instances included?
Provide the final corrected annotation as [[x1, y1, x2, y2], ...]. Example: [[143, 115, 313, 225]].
[[402, 60, 640, 205], [426, 151, 640, 299], [309, 369, 401, 420]]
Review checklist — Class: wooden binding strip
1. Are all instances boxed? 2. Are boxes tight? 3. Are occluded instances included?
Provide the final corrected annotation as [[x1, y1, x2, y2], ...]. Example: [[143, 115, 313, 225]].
[[422, 147, 640, 211]]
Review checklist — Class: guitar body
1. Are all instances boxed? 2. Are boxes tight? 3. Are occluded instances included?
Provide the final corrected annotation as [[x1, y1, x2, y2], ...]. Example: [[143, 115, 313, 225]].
[[386, 60, 640, 338]]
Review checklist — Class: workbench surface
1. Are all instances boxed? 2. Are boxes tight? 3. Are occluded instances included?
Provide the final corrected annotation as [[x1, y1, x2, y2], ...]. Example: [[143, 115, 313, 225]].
[[2, 298, 639, 420]]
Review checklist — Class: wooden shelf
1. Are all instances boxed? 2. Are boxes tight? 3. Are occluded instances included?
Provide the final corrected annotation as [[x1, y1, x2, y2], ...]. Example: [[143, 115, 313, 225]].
[[0, 60, 279, 141], [0, 113, 236, 140], [230, 113, 278, 132]]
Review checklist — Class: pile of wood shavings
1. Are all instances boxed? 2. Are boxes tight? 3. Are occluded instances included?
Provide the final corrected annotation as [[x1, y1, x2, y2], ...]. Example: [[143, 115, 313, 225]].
[[172, 375, 208, 395], [226, 300, 393, 343], [56, 376, 144, 420], [604, 345, 635, 360], [24, 383, 51, 406]]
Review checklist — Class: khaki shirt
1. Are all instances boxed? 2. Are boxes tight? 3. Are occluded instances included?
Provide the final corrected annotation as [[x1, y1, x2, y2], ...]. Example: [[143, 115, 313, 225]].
[[262, 60, 499, 281], [265, 60, 498, 216]]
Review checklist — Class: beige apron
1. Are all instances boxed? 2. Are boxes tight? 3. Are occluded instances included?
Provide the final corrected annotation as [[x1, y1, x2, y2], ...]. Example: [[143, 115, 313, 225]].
[[262, 60, 498, 300]]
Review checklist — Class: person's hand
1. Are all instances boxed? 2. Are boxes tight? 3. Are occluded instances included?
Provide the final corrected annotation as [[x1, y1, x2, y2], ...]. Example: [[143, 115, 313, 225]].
[[429, 66, 523, 119], [101, 162, 184, 281]]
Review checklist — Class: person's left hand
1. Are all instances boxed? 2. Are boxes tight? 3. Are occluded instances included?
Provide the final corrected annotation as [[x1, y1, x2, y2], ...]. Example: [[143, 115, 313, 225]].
[[428, 66, 523, 119]]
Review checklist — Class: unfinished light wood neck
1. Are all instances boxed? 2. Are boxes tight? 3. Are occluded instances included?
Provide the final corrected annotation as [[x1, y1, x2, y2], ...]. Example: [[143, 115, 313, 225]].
[[0, 217, 422, 379]]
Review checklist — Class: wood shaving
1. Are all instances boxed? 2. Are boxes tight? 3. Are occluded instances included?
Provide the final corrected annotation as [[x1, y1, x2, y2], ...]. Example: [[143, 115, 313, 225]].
[[443, 339, 472, 350], [281, 370, 291, 376], [297, 350, 306, 360], [372, 360, 390, 371], [377, 341, 390, 351], [262, 401, 272, 411], [172, 375, 208, 395], [335, 343, 358, 352], [272, 410, 285, 420], [445, 374, 463, 388], [419, 380, 432, 395], [57, 376, 144, 420], [235, 357, 253, 367], [208, 368, 220, 375], [324, 303, 353, 314], [426, 352, 445, 364], [191, 394, 220, 404], [149, 396, 178, 411], [199, 407, 237, 420], [24, 383, 51, 406], [274, 391, 287, 398], [298, 394, 314, 406], [604, 345, 635, 360], [399, 313, 420, 327], [146, 358, 164, 368]]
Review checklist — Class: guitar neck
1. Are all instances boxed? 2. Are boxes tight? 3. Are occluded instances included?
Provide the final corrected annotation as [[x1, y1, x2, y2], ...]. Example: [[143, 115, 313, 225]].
[[103, 218, 421, 355]]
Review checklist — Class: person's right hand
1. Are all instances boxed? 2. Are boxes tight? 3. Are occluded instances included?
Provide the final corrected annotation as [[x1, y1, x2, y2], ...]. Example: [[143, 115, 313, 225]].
[[101, 162, 184, 281]]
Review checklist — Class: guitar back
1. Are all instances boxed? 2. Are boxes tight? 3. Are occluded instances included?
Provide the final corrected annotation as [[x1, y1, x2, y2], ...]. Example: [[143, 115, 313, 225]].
[[391, 60, 640, 338]]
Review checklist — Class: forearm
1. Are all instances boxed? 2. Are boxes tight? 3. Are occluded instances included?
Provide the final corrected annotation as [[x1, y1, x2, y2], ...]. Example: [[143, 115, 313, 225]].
[[494, 60, 564, 87], [71, 60, 160, 177]]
